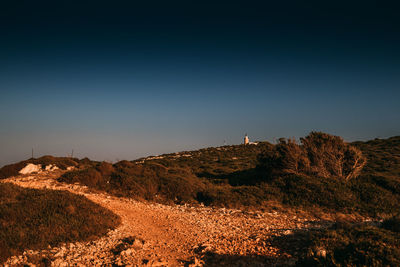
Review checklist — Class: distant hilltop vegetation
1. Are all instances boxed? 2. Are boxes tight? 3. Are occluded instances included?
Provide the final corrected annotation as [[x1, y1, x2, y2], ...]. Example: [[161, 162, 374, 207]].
[[133, 140, 271, 176]]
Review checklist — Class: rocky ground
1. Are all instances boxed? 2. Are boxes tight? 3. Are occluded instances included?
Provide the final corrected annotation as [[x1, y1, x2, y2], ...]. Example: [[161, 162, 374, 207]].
[[2, 171, 330, 266]]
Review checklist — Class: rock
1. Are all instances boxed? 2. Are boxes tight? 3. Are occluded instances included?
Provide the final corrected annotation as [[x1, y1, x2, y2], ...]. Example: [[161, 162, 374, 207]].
[[52, 258, 69, 267], [54, 250, 64, 258], [132, 239, 145, 249], [19, 163, 41, 174], [45, 164, 59, 171], [121, 248, 133, 257], [283, 230, 293, 235]]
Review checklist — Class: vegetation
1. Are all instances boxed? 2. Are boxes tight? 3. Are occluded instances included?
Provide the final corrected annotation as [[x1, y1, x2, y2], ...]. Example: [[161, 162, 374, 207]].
[[0, 155, 95, 179], [0, 182, 120, 263], [2, 133, 399, 264], [60, 161, 205, 204], [258, 132, 366, 180], [56, 133, 400, 217], [296, 216, 400, 266], [0, 156, 76, 179], [59, 143, 274, 206]]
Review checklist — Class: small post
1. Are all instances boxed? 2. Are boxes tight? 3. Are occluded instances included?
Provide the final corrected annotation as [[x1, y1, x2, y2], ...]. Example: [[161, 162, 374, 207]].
[[31, 148, 34, 159], [71, 149, 74, 158]]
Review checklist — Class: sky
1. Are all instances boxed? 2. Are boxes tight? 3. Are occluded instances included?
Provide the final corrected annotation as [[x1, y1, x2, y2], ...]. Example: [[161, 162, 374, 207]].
[[1, 1, 400, 166]]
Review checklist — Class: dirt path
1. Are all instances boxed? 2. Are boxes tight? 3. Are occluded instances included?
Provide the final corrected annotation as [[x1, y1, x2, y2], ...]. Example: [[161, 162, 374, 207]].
[[2, 171, 325, 266]]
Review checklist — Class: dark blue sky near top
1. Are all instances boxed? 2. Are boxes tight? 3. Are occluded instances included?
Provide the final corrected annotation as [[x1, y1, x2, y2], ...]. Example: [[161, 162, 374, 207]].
[[1, 1, 400, 166]]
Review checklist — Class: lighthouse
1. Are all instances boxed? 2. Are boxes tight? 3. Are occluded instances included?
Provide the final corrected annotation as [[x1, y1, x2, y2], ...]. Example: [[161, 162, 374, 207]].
[[244, 134, 249, 145]]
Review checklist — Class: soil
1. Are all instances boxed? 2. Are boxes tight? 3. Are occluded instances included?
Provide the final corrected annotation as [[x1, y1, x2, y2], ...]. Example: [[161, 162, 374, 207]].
[[2, 171, 330, 266]]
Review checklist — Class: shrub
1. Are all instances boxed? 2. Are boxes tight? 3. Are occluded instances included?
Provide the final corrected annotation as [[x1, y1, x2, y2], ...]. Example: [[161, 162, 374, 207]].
[[29, 155, 79, 170], [0, 162, 26, 179], [55, 135, 400, 216], [258, 132, 366, 181], [270, 174, 357, 211], [258, 138, 309, 177], [0, 156, 80, 179], [382, 215, 400, 233], [296, 220, 400, 266], [196, 185, 272, 208], [0, 183, 120, 263], [59, 161, 205, 203]]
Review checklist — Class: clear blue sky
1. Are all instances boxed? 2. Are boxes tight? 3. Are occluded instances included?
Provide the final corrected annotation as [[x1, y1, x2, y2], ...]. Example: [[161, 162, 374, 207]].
[[1, 1, 400, 166]]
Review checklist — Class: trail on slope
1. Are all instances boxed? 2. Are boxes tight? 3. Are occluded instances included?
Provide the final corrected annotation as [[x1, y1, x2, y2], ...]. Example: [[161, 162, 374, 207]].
[[2, 171, 323, 266]]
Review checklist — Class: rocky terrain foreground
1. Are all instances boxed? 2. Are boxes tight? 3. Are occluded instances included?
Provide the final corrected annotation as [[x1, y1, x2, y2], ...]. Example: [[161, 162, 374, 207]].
[[2, 171, 328, 266]]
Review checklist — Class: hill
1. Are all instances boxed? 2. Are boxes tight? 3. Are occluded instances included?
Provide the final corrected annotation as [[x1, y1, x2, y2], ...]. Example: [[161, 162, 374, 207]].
[[2, 134, 400, 265], [0, 155, 96, 179], [2, 135, 399, 216], [56, 135, 400, 217]]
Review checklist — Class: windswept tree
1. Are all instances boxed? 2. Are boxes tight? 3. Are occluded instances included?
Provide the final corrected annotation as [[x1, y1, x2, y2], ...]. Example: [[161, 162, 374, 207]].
[[258, 132, 366, 181]]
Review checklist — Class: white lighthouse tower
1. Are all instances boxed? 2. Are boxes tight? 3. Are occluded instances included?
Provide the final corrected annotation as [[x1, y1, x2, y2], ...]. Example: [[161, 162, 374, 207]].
[[244, 133, 249, 145]]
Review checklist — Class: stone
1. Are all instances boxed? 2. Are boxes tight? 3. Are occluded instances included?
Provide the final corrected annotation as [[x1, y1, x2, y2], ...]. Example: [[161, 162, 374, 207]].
[[121, 248, 133, 257], [283, 230, 293, 235], [52, 258, 69, 267], [45, 164, 59, 171], [132, 239, 144, 249], [19, 163, 41, 174]]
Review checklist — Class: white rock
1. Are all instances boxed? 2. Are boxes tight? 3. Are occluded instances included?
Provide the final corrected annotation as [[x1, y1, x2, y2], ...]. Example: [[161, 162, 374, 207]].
[[45, 164, 59, 171], [19, 163, 41, 174]]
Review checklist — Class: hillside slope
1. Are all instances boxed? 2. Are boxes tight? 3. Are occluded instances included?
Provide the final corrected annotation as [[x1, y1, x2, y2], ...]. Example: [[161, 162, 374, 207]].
[[57, 135, 400, 217], [3, 171, 321, 266], [1, 135, 400, 266], [0, 176, 120, 263], [0, 156, 93, 179]]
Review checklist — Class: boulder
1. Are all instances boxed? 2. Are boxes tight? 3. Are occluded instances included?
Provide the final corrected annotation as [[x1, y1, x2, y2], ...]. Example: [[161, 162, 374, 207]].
[[19, 163, 41, 174]]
